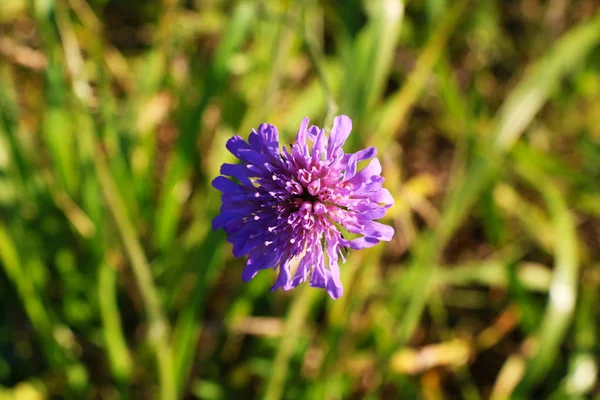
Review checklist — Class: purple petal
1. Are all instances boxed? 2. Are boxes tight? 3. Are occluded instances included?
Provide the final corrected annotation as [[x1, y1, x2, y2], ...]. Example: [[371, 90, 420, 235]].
[[212, 176, 240, 193], [213, 115, 395, 299], [258, 123, 280, 149], [247, 249, 278, 270], [353, 202, 388, 219], [353, 147, 377, 161], [225, 135, 251, 157], [371, 188, 394, 206], [326, 278, 343, 299], [344, 154, 357, 180], [347, 236, 380, 249], [286, 253, 312, 289], [312, 128, 327, 160], [242, 263, 259, 281], [324, 240, 344, 299], [296, 117, 309, 147], [361, 221, 395, 241], [271, 260, 291, 291], [347, 158, 382, 186], [243, 250, 279, 281], [327, 115, 352, 158], [212, 210, 244, 230], [220, 164, 254, 185], [309, 249, 328, 288], [249, 123, 280, 157], [307, 125, 320, 141], [231, 235, 263, 258]]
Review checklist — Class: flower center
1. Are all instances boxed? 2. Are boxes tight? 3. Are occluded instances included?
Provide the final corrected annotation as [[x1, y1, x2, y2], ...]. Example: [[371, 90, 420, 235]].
[[299, 189, 319, 204]]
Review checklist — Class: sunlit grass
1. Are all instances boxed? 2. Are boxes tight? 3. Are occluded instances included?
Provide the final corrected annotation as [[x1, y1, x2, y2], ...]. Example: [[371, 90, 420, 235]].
[[1, 1, 599, 399]]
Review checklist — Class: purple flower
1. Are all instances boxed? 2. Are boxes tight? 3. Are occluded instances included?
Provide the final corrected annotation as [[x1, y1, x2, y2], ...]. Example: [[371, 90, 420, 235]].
[[212, 115, 394, 299]]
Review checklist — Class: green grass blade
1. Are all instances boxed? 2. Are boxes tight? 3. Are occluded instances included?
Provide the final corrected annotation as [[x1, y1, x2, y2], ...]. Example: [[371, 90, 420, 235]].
[[372, 0, 470, 147], [98, 261, 133, 383], [512, 158, 579, 395], [263, 287, 320, 400], [361, 0, 404, 113], [0, 224, 66, 368], [94, 142, 175, 400], [493, 14, 600, 151], [172, 230, 225, 395], [385, 11, 600, 367], [153, 1, 257, 253]]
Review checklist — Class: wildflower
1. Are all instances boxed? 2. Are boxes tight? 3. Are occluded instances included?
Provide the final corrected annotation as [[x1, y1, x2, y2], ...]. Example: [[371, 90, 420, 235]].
[[212, 115, 394, 299]]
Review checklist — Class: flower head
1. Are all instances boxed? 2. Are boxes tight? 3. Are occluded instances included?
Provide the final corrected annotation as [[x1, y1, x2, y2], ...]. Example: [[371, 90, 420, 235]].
[[212, 115, 394, 299]]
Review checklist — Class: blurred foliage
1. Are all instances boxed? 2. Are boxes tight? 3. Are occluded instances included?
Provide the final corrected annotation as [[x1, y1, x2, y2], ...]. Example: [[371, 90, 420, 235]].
[[1, 0, 600, 399]]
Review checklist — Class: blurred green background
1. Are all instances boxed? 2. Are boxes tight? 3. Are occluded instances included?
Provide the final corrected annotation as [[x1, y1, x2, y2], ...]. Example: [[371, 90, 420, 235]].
[[1, 0, 599, 398]]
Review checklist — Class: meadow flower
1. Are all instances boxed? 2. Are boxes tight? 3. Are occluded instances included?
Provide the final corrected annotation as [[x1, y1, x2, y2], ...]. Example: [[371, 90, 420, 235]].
[[212, 115, 394, 299]]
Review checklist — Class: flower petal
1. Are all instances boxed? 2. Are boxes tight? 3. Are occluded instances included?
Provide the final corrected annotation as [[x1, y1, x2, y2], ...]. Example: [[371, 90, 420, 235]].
[[220, 163, 254, 185], [286, 253, 312, 290], [347, 236, 380, 250], [212, 176, 241, 193], [295, 117, 309, 147], [271, 260, 292, 291], [213, 115, 394, 300], [347, 158, 382, 186], [327, 115, 352, 158], [312, 128, 327, 160]]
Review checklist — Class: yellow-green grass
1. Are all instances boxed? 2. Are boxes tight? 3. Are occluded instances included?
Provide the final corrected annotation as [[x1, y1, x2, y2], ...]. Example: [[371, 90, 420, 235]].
[[0, 1, 599, 398]]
